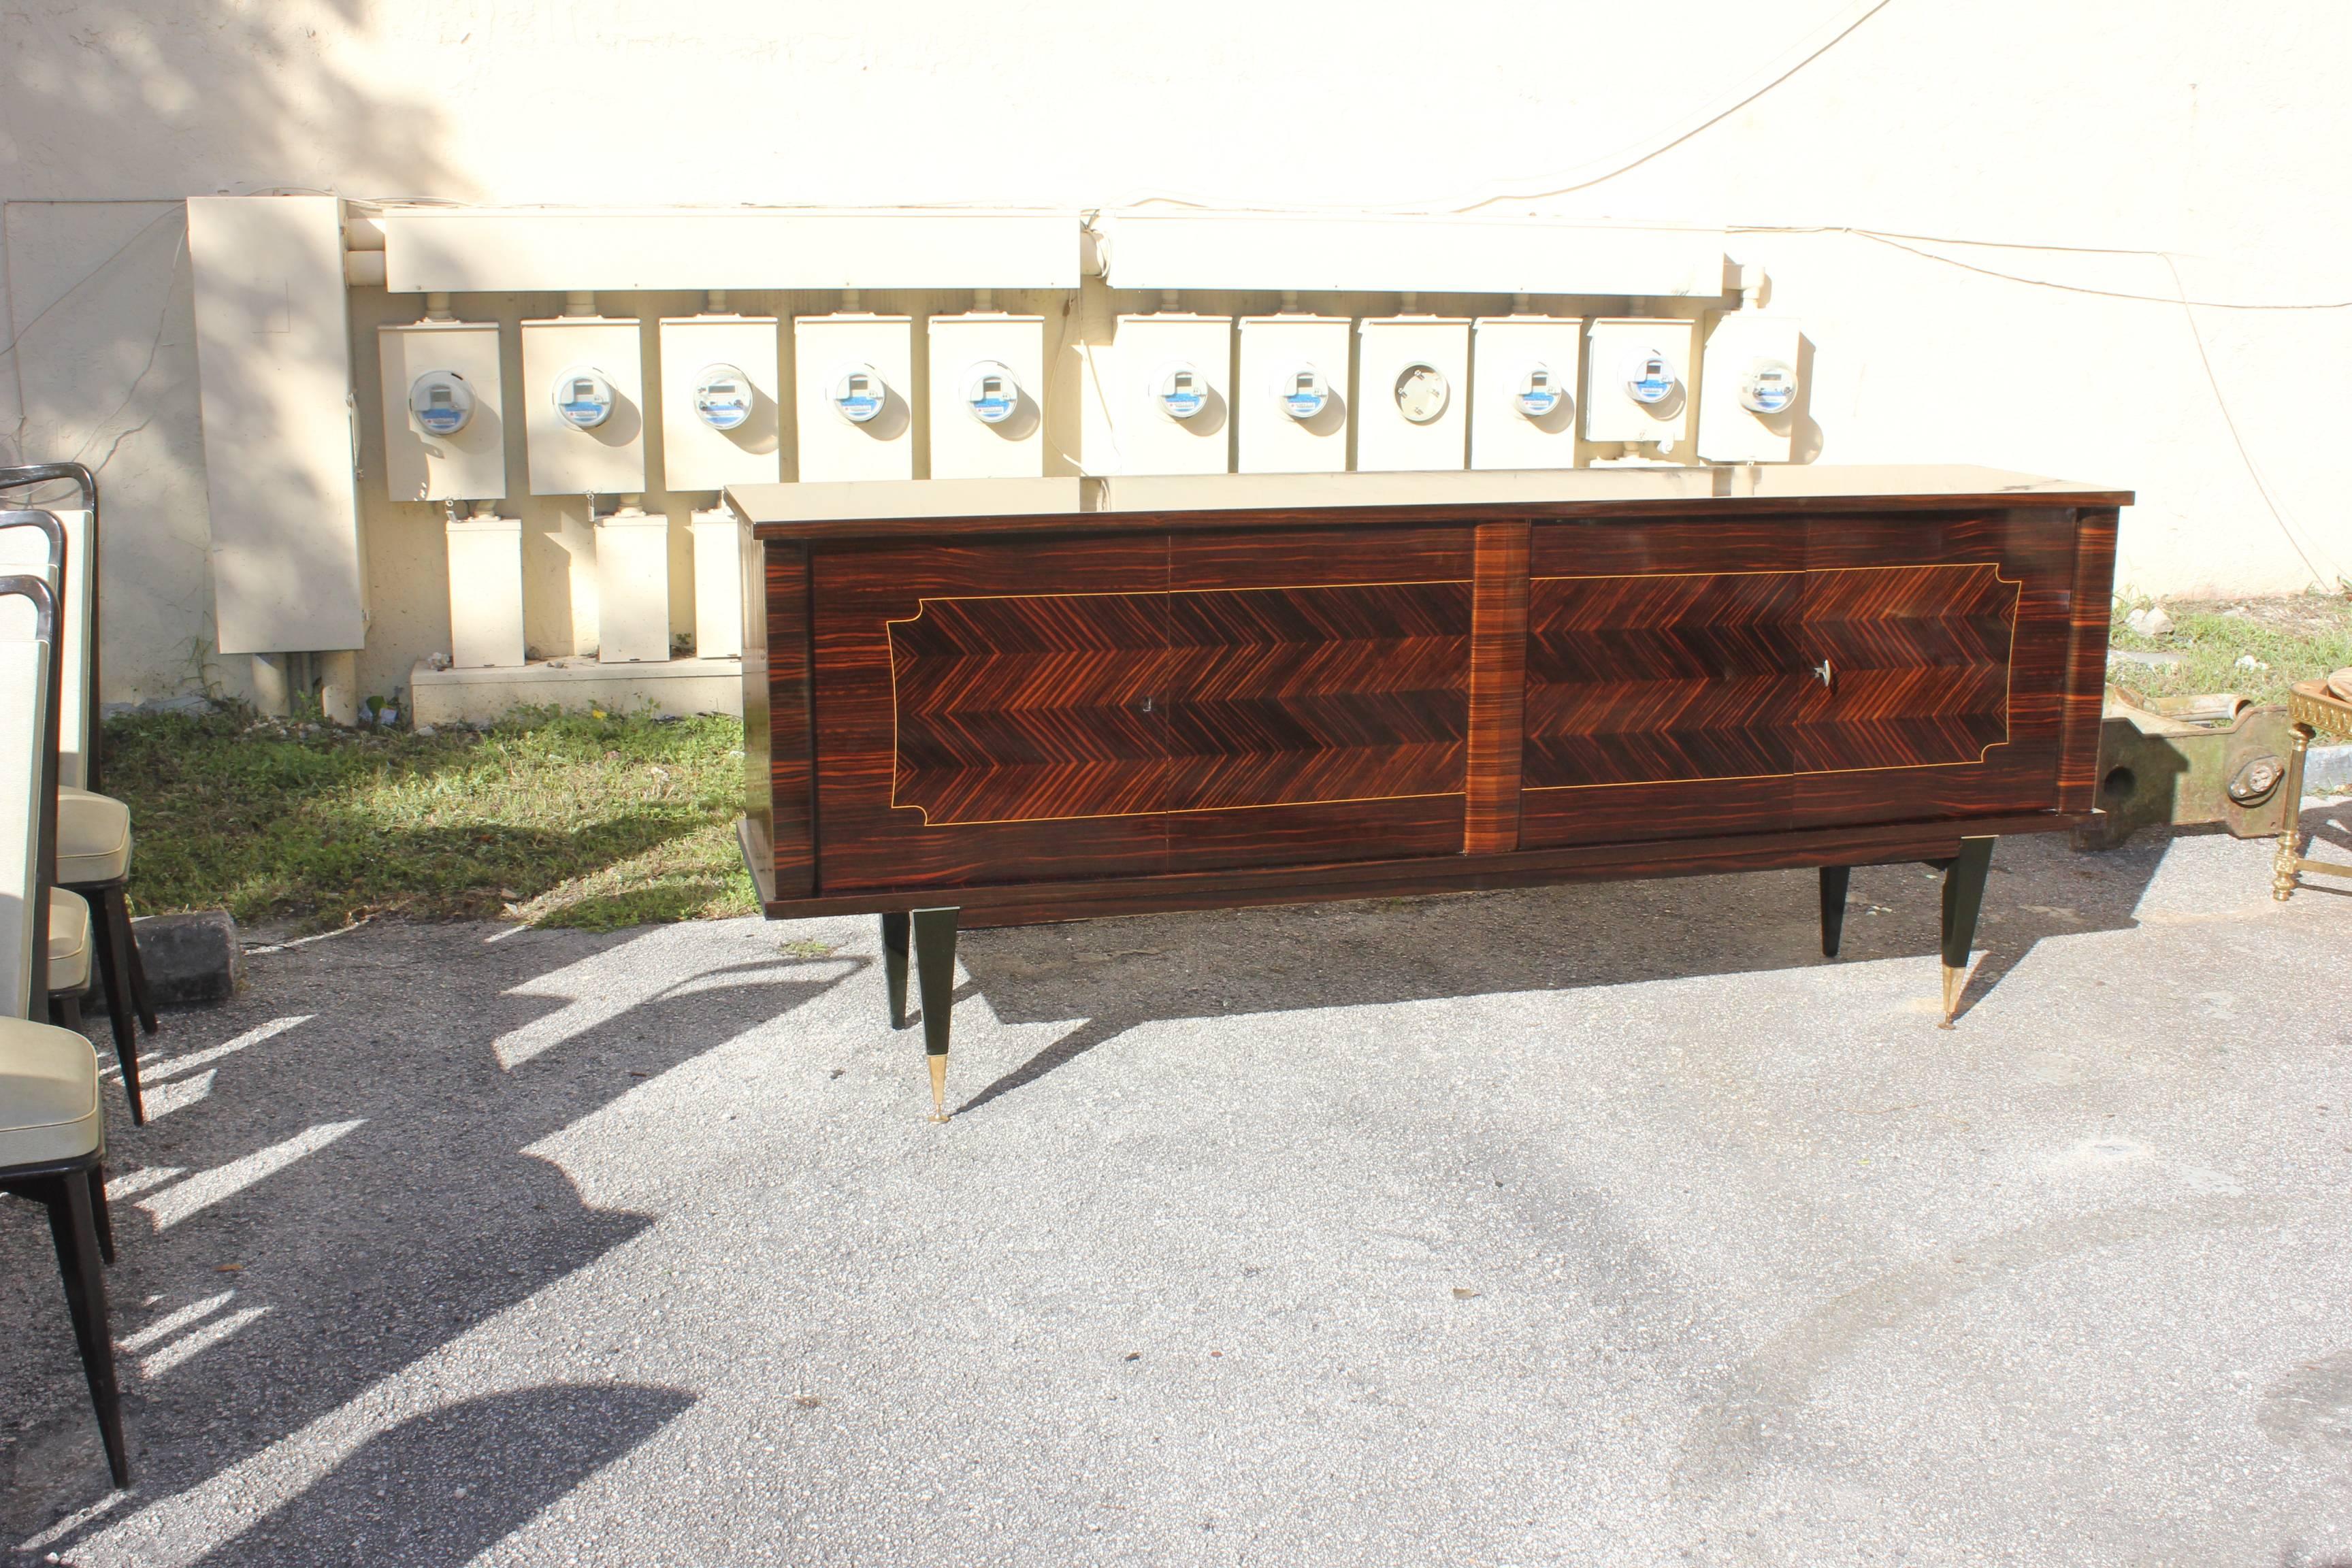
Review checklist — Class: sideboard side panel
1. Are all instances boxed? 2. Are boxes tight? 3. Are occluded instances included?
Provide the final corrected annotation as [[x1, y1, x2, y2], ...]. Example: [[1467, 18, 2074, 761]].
[[763, 541, 817, 900], [2055, 506, 2121, 815]]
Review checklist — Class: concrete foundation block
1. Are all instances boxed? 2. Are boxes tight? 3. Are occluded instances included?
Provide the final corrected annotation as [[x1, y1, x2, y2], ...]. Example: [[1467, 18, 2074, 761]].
[[126, 910, 243, 1007]]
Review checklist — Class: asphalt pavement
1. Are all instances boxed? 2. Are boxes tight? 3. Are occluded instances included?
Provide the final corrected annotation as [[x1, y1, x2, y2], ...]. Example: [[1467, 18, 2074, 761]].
[[4, 807, 2352, 1565]]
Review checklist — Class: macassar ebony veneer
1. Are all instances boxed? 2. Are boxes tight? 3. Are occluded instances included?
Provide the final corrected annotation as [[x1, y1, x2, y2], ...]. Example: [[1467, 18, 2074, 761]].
[[733, 469, 2127, 1120]]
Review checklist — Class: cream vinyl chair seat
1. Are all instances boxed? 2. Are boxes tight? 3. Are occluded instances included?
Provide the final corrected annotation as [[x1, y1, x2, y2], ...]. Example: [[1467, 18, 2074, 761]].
[[56, 787, 127, 885], [48, 887, 88, 999], [0, 1016, 102, 1169]]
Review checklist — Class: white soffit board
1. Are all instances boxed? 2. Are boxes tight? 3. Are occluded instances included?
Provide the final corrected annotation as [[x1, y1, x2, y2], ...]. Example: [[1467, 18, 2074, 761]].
[[188, 195, 367, 654], [1100, 214, 1729, 297], [380, 209, 1081, 293]]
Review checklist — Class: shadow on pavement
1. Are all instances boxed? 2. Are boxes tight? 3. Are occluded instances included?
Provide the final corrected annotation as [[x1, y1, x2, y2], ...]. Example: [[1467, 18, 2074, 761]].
[[186, 1384, 693, 1568], [950, 822, 2204, 1116], [0, 919, 854, 1554]]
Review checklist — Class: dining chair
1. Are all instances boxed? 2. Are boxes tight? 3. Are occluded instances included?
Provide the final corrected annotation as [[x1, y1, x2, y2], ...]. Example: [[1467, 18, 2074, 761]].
[[0, 570, 128, 1488], [0, 502, 149, 1122]]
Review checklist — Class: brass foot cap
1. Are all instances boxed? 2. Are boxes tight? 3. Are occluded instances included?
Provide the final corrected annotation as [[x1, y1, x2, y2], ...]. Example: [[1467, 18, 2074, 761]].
[[928, 1054, 949, 1123]]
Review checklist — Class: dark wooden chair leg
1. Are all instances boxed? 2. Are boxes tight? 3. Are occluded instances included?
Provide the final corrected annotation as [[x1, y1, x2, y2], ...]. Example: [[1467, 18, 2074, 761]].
[[912, 906, 960, 1123], [50, 992, 82, 1032], [880, 911, 910, 1030], [88, 1164, 114, 1266], [82, 898, 144, 1125], [39, 1170, 129, 1487], [1818, 864, 1852, 958], [108, 887, 157, 1034], [1938, 836, 1996, 1028]]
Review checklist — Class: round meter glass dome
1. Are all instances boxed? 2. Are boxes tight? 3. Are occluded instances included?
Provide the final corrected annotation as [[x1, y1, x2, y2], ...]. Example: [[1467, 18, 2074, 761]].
[[1154, 361, 1208, 421], [1739, 358, 1799, 415], [832, 363, 886, 425], [693, 363, 755, 431], [1622, 349, 1680, 406], [1277, 364, 1330, 422], [408, 370, 476, 437], [551, 366, 617, 430], [1514, 363, 1563, 420], [962, 360, 1021, 425]]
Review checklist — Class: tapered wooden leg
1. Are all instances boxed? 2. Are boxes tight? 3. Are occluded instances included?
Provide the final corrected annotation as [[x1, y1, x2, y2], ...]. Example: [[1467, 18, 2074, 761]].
[[88, 1164, 114, 1267], [912, 907, 960, 1123], [1818, 864, 1852, 958], [1938, 836, 1995, 1028], [114, 889, 157, 1034], [83, 894, 144, 1126], [41, 1171, 129, 1487], [880, 912, 910, 1030], [50, 993, 81, 1032]]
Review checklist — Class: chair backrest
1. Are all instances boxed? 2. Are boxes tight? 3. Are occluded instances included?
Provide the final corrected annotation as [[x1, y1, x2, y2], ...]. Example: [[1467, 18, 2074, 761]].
[[0, 574, 59, 1021], [0, 466, 99, 792]]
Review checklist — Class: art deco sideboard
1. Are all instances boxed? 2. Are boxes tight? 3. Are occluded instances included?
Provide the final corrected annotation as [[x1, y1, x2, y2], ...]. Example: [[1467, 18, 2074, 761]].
[[732, 468, 2127, 1120]]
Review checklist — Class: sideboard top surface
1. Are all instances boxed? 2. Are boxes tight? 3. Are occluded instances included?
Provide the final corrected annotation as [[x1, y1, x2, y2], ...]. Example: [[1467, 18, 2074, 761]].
[[732, 466, 2134, 543]]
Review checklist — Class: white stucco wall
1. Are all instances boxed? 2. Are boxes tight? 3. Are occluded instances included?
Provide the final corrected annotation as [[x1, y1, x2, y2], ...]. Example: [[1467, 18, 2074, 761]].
[[3, 0, 2347, 702]]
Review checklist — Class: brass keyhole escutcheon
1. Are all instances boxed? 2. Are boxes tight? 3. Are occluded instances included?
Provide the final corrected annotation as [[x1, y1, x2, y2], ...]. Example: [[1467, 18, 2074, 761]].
[[1814, 658, 1833, 687]]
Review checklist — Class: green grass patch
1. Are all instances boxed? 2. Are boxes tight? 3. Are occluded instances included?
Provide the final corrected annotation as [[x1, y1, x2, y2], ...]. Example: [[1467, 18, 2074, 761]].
[[105, 704, 757, 934], [2107, 593, 2352, 708]]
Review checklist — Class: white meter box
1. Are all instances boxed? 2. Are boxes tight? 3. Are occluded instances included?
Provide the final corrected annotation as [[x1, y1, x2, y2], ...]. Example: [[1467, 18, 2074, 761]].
[[795, 314, 913, 483], [1356, 317, 1469, 473], [928, 312, 1045, 480], [595, 510, 671, 664], [1110, 313, 1231, 476], [659, 316, 782, 491], [1238, 314, 1350, 474], [521, 317, 645, 495], [444, 513, 525, 668], [1471, 316, 1582, 471], [689, 509, 745, 659], [1698, 314, 1803, 464], [1583, 318, 1699, 453], [379, 319, 505, 502]]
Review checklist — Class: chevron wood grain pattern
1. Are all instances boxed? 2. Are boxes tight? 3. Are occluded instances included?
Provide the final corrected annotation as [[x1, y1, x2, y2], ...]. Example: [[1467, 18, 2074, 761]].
[[1791, 564, 2016, 772], [889, 589, 1170, 826], [1788, 508, 2080, 828], [755, 496, 2122, 912], [811, 534, 1175, 894], [760, 541, 814, 900], [1465, 521, 1530, 853]]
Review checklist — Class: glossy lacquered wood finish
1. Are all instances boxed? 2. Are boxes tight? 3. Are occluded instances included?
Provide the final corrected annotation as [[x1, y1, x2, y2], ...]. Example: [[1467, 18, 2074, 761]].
[[745, 490, 2122, 924]]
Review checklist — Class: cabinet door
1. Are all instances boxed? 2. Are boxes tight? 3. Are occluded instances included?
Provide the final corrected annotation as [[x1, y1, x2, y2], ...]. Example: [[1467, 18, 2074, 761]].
[[1788, 509, 2074, 826], [809, 524, 1475, 895], [1160, 525, 1472, 872], [1519, 517, 1808, 847], [811, 534, 1173, 894]]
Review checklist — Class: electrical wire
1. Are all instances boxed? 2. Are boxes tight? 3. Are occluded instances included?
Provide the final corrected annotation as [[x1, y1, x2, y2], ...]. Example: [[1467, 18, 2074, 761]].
[[1111, 0, 1896, 216], [2160, 253, 2342, 591], [1822, 228, 2352, 311]]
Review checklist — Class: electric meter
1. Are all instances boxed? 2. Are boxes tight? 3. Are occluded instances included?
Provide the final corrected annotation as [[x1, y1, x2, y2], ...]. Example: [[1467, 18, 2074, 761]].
[[1622, 348, 1680, 407], [831, 363, 886, 425], [1276, 364, 1330, 422], [408, 370, 476, 437], [1514, 363, 1563, 420], [1393, 362, 1449, 425], [1739, 357, 1798, 415], [551, 366, 617, 431], [1154, 361, 1209, 421], [692, 363, 754, 431], [962, 360, 1020, 425]]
